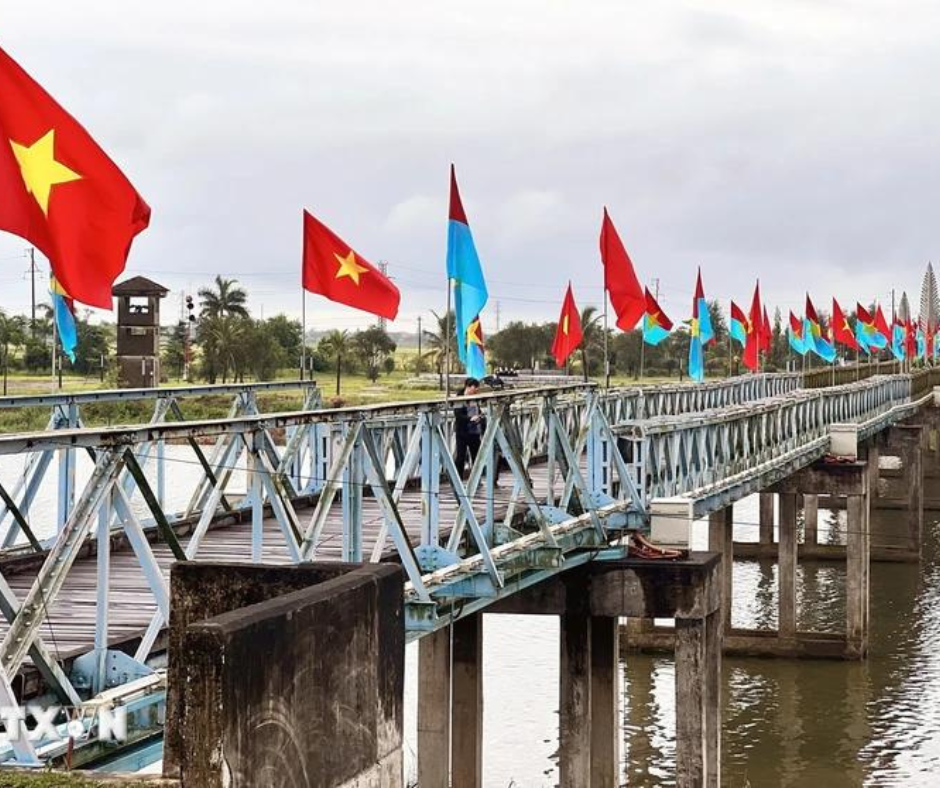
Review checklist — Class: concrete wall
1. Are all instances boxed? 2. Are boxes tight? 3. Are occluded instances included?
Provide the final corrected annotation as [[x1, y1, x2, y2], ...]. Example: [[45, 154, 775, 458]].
[[163, 562, 404, 788]]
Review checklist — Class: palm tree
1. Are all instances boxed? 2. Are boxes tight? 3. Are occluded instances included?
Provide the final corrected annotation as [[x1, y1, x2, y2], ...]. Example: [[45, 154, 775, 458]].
[[0, 311, 25, 395], [198, 314, 249, 383], [198, 275, 250, 319], [578, 305, 604, 382], [318, 329, 352, 395], [420, 310, 458, 390]]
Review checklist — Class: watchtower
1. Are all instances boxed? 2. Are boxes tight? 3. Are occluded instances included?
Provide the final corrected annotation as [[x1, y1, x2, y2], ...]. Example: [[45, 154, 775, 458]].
[[112, 276, 168, 388]]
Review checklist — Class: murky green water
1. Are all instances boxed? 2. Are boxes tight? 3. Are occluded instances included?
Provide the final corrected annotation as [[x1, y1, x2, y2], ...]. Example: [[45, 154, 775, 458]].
[[405, 494, 940, 786]]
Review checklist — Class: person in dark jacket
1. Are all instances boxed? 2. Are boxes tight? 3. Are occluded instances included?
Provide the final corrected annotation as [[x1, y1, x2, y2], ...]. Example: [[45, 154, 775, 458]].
[[454, 377, 484, 479]]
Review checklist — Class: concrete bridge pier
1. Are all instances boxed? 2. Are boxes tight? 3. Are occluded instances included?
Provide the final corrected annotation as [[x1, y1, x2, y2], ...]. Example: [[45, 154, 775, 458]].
[[876, 425, 924, 560], [761, 458, 871, 659], [758, 492, 775, 544], [803, 494, 819, 549], [421, 555, 725, 787]]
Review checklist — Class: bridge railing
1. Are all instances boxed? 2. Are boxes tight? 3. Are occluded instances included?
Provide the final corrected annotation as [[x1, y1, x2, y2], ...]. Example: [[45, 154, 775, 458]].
[[801, 361, 901, 389], [616, 374, 914, 515], [0, 382, 652, 726], [0, 381, 322, 547], [598, 373, 800, 422]]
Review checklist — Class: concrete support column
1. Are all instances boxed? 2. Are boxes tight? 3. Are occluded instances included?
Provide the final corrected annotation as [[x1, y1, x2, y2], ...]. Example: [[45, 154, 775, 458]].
[[803, 494, 818, 547], [759, 492, 775, 544], [862, 443, 880, 511], [560, 573, 592, 788], [704, 611, 722, 788], [418, 626, 451, 787], [675, 612, 721, 788], [452, 614, 482, 788], [846, 492, 870, 658], [778, 492, 798, 639], [896, 426, 924, 558], [708, 505, 733, 630], [590, 616, 619, 788]]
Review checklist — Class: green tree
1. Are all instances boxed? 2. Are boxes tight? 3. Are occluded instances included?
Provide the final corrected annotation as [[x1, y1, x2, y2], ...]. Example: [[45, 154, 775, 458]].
[[198, 315, 249, 383], [0, 311, 25, 395], [265, 314, 303, 370], [198, 276, 250, 319], [578, 306, 604, 382], [421, 311, 458, 390], [72, 320, 109, 376], [243, 320, 288, 381], [354, 326, 396, 382], [318, 329, 354, 395], [163, 323, 187, 381], [488, 322, 553, 369]]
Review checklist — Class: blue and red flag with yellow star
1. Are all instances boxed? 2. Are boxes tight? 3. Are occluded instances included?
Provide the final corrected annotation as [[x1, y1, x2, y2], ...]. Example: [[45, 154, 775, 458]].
[[730, 301, 748, 348], [302, 210, 400, 319], [788, 311, 806, 355], [447, 166, 489, 374], [642, 287, 672, 346], [0, 45, 150, 308], [856, 303, 886, 351], [688, 268, 714, 382], [891, 319, 906, 362], [803, 295, 835, 362], [465, 316, 486, 379], [50, 275, 77, 363]]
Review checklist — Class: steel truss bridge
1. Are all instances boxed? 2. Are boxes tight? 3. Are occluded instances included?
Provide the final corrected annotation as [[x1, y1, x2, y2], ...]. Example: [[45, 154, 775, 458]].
[[0, 370, 928, 766]]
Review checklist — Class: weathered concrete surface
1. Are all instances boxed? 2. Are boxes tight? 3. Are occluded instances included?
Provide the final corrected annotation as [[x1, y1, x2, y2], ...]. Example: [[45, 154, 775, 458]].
[[418, 625, 451, 787], [560, 571, 592, 788], [164, 562, 404, 788], [490, 553, 723, 787], [487, 552, 723, 620], [452, 614, 483, 788]]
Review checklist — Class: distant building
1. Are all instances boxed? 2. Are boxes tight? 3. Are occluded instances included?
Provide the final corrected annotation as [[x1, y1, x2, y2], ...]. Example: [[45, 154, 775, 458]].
[[112, 276, 168, 388], [919, 262, 939, 331]]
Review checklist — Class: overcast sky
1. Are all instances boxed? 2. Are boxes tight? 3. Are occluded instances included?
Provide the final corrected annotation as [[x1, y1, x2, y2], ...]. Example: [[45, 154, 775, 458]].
[[2, 1, 938, 331]]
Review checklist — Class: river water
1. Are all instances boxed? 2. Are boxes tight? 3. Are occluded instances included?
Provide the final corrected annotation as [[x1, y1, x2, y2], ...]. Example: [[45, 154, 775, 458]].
[[401, 494, 940, 787], [1, 450, 937, 785]]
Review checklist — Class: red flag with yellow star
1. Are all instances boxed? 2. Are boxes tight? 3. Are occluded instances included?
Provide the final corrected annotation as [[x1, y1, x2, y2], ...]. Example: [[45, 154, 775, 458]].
[[0, 46, 150, 309], [551, 282, 583, 367], [302, 210, 400, 320]]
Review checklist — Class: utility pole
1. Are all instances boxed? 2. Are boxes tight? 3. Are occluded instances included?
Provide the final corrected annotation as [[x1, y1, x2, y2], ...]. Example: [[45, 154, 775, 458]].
[[377, 261, 388, 331], [25, 247, 38, 335], [417, 315, 423, 373]]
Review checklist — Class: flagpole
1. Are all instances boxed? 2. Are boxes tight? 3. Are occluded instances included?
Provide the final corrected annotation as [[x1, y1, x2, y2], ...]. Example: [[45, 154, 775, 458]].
[[51, 300, 57, 392], [603, 292, 610, 388], [300, 289, 306, 381], [639, 332, 646, 381], [727, 330, 732, 377], [445, 279, 452, 403]]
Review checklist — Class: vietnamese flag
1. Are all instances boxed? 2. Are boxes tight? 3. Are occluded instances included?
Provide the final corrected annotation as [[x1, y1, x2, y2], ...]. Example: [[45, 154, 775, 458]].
[[742, 281, 762, 372], [761, 305, 772, 352], [551, 282, 583, 367], [832, 298, 859, 351], [302, 210, 400, 319], [0, 46, 150, 308], [599, 208, 645, 331]]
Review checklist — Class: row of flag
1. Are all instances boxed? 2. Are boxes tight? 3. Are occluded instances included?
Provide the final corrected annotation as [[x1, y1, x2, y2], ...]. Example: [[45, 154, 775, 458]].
[[0, 43, 930, 378]]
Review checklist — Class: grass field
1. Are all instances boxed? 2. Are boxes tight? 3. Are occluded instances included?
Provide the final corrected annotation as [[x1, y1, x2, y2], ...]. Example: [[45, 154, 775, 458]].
[[0, 351, 689, 433]]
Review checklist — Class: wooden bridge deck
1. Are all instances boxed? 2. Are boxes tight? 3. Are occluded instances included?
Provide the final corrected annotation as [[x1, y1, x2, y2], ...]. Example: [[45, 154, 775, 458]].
[[1, 465, 558, 665]]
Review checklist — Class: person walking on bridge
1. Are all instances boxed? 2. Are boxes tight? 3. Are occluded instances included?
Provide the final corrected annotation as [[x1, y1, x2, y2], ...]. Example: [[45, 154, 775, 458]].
[[455, 377, 484, 479]]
